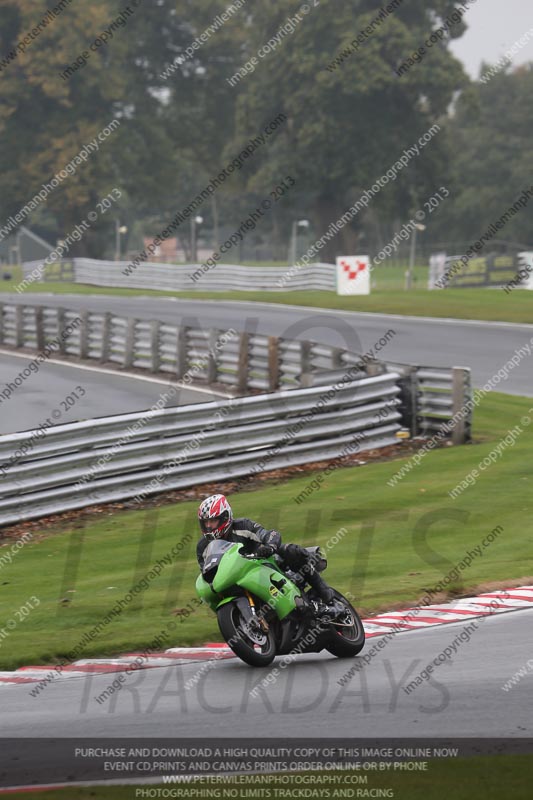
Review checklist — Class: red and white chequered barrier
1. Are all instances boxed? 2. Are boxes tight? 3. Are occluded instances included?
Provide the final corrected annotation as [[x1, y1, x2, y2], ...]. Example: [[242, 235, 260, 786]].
[[362, 586, 533, 638], [1, 587, 532, 686]]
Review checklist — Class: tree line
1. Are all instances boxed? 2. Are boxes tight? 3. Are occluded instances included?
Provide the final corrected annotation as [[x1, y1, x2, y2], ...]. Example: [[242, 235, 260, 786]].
[[0, 0, 531, 262]]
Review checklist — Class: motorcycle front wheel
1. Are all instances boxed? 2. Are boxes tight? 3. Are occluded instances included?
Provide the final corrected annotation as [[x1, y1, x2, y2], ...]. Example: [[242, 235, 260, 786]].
[[217, 600, 277, 667], [325, 591, 366, 658]]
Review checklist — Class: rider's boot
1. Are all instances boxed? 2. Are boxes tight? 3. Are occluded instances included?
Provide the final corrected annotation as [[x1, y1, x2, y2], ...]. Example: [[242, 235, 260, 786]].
[[307, 572, 347, 618], [307, 571, 334, 604]]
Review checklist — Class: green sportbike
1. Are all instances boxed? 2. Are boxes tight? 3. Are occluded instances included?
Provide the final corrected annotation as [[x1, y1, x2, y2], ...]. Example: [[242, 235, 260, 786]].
[[195, 539, 365, 667]]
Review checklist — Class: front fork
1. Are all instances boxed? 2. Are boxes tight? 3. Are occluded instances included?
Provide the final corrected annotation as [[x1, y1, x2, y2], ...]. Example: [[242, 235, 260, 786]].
[[244, 590, 269, 632], [218, 593, 267, 637]]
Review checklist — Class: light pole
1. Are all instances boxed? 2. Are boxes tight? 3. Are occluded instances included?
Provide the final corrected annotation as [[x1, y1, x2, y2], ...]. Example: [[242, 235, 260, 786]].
[[289, 219, 310, 265], [406, 222, 426, 290], [115, 222, 128, 261], [191, 215, 203, 263], [14, 230, 21, 266]]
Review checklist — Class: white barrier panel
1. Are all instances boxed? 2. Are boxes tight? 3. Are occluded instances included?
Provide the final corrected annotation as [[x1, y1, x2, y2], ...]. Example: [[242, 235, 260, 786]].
[[336, 255, 370, 295], [428, 252, 447, 290], [518, 252, 533, 289], [70, 259, 337, 292]]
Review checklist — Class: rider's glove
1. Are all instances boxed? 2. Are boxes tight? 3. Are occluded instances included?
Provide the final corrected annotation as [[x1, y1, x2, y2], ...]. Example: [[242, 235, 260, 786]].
[[255, 544, 275, 558]]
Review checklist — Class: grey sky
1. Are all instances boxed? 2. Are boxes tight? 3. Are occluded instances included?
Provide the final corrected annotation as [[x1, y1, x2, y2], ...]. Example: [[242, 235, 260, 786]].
[[449, 0, 533, 78]]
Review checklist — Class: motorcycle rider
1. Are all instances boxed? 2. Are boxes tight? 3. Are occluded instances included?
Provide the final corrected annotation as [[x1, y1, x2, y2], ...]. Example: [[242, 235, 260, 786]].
[[196, 494, 335, 606]]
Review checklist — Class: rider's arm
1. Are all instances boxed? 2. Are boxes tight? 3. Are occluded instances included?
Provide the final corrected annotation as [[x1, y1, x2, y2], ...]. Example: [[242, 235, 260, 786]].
[[196, 537, 207, 568], [248, 520, 282, 550], [231, 518, 281, 552]]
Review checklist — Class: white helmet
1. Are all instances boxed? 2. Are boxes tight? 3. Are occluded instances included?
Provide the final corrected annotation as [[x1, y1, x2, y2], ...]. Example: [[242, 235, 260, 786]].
[[198, 494, 233, 539]]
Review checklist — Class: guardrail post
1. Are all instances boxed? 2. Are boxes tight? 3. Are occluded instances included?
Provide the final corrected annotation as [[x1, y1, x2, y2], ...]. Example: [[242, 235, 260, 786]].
[[268, 337, 280, 391], [0, 304, 4, 345], [300, 340, 313, 388], [176, 326, 189, 379], [331, 347, 344, 370], [365, 357, 386, 377], [207, 329, 218, 384], [79, 310, 89, 359], [452, 367, 471, 444], [100, 312, 111, 363], [398, 366, 419, 436], [35, 307, 45, 351], [237, 332, 250, 393], [15, 305, 24, 348], [150, 320, 161, 373], [124, 318, 137, 368], [56, 307, 67, 354]]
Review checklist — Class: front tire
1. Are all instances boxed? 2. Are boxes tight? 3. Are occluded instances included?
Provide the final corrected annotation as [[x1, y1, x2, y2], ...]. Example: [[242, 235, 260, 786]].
[[325, 591, 365, 658], [217, 600, 276, 667]]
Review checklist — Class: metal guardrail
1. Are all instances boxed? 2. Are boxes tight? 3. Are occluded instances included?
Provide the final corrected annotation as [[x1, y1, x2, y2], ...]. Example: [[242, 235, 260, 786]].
[[0, 300, 474, 525], [0, 302, 472, 442], [0, 374, 403, 525], [416, 366, 472, 444], [22, 258, 337, 292], [0, 303, 371, 393], [382, 361, 473, 445]]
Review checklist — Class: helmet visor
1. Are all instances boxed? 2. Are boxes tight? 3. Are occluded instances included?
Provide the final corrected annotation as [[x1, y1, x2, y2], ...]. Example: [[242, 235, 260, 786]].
[[200, 512, 229, 538]]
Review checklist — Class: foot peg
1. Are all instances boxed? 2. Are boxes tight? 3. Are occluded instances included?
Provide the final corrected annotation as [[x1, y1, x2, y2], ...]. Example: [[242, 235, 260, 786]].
[[294, 595, 309, 611], [313, 598, 345, 618]]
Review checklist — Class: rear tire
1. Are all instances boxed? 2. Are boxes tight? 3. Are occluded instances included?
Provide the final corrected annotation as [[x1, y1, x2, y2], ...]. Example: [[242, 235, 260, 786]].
[[217, 600, 276, 667], [325, 591, 365, 658]]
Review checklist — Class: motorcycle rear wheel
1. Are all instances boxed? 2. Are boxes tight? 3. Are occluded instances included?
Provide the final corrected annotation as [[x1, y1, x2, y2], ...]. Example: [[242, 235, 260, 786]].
[[325, 591, 365, 658], [217, 600, 277, 667]]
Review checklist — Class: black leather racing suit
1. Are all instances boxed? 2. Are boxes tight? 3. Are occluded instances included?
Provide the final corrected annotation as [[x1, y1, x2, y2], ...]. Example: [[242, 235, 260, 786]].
[[196, 518, 280, 569], [196, 518, 333, 602]]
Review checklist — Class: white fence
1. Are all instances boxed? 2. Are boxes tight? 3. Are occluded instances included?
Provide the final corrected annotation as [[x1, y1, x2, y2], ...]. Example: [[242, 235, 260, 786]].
[[21, 258, 337, 292]]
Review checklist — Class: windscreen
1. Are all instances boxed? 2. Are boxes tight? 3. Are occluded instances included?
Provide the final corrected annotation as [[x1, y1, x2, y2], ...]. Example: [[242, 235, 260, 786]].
[[202, 539, 235, 574]]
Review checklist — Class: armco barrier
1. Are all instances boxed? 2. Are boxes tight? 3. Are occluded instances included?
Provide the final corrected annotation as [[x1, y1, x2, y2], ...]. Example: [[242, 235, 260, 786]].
[[0, 374, 403, 525], [0, 303, 472, 444], [390, 362, 473, 446], [0, 302, 473, 524], [0, 303, 374, 392], [0, 304, 366, 394]]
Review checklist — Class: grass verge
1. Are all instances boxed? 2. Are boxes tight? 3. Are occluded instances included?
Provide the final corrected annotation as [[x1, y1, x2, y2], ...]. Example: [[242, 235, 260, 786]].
[[0, 393, 533, 669], [2, 264, 533, 323], [1, 390, 532, 671]]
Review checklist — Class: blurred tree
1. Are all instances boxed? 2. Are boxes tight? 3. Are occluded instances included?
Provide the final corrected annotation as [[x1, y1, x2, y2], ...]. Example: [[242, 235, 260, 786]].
[[0, 0, 183, 256], [432, 63, 533, 247], [3, 0, 508, 262], [225, 0, 469, 259], [160, 0, 248, 250]]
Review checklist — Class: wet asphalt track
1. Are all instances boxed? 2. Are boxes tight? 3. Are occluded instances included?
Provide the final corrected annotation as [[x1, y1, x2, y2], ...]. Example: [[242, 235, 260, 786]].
[[0, 350, 230, 434], [1, 295, 532, 786], [2, 294, 533, 397], [2, 610, 532, 741]]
